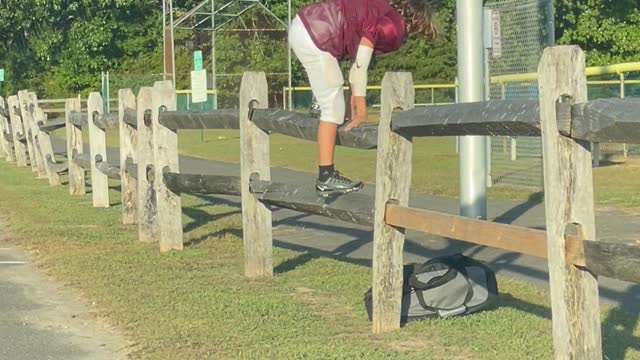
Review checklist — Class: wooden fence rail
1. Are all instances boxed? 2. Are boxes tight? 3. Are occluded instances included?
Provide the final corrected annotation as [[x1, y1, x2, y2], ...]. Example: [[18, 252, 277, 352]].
[[4, 45, 640, 360]]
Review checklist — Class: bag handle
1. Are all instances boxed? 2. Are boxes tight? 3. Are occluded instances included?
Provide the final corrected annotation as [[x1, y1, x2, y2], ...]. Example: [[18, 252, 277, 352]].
[[408, 266, 458, 291], [412, 258, 475, 312], [408, 255, 464, 290]]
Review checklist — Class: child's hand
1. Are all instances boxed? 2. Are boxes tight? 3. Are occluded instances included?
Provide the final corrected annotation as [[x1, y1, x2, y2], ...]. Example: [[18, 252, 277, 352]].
[[344, 95, 367, 132]]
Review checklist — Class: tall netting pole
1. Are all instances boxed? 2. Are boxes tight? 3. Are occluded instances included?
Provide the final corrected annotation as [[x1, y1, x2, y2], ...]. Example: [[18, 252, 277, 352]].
[[288, 0, 292, 110], [457, 0, 487, 219], [211, 0, 217, 109]]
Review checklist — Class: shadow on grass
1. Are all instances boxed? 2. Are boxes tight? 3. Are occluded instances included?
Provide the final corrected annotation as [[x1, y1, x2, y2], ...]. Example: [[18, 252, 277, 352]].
[[494, 191, 544, 224], [184, 227, 243, 248], [596, 156, 626, 168], [182, 206, 242, 234], [601, 284, 640, 359], [273, 241, 371, 275]]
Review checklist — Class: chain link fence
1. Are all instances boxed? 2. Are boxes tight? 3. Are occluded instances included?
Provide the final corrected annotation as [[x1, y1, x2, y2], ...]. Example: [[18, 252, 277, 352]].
[[486, 0, 640, 190], [486, 0, 552, 190]]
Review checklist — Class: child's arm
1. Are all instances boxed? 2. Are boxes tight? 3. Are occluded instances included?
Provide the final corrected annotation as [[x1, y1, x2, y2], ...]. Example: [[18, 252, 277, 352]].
[[344, 37, 374, 131]]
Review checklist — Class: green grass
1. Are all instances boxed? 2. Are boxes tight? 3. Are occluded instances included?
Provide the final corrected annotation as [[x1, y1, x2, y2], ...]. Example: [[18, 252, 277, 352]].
[[0, 162, 639, 359], [52, 123, 640, 211]]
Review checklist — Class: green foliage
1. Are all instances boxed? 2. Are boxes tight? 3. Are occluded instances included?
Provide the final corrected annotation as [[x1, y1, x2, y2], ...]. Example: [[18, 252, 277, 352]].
[[2, 0, 640, 100], [0, 0, 161, 98], [555, 0, 640, 65]]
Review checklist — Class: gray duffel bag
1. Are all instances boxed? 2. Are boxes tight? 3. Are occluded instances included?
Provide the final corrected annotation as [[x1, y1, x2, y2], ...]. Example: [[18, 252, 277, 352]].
[[364, 254, 498, 323]]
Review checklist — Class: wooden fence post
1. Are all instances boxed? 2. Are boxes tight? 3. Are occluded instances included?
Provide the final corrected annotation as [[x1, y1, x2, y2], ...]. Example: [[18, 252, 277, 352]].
[[538, 45, 602, 358], [240, 71, 272, 278], [8, 96, 28, 167], [87, 92, 109, 207], [32, 101, 61, 186], [0, 97, 14, 162], [371, 72, 415, 334], [17, 91, 39, 174], [137, 87, 159, 243], [23, 92, 48, 178], [0, 97, 6, 160], [152, 81, 183, 251], [119, 89, 138, 225], [65, 98, 86, 195]]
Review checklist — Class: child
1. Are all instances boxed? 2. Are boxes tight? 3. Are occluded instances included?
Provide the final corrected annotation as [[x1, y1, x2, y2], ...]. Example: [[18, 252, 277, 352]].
[[289, 0, 437, 194]]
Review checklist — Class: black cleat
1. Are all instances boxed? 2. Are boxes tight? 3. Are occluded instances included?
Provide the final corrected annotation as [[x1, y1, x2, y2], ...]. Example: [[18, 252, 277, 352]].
[[316, 171, 363, 196]]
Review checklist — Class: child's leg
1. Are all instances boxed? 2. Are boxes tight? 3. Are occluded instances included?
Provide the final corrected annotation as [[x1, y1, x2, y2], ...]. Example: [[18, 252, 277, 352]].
[[317, 121, 337, 166], [289, 16, 362, 191], [289, 16, 345, 168]]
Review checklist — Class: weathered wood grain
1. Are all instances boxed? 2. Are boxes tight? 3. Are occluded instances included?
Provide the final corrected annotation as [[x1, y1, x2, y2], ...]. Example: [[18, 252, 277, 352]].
[[23, 92, 48, 179], [0, 97, 7, 160], [136, 87, 159, 243], [251, 108, 378, 149], [17, 91, 40, 174], [125, 158, 138, 180], [38, 120, 66, 133], [152, 81, 184, 251], [0, 104, 8, 118], [240, 72, 273, 279], [571, 98, 640, 144], [87, 92, 109, 208], [123, 108, 137, 128], [159, 109, 240, 129], [583, 240, 640, 284], [32, 103, 61, 186], [95, 154, 121, 180], [250, 180, 374, 226], [385, 203, 548, 258], [392, 99, 540, 138], [72, 152, 91, 169], [69, 111, 88, 126], [119, 90, 138, 225], [7, 96, 28, 167], [164, 173, 242, 196], [93, 112, 119, 129], [372, 72, 415, 334], [538, 45, 602, 359], [66, 98, 86, 195], [0, 97, 14, 162], [45, 154, 69, 174]]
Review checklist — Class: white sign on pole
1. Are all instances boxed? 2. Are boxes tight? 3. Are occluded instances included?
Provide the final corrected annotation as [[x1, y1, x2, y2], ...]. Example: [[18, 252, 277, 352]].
[[191, 69, 207, 103], [491, 11, 502, 58]]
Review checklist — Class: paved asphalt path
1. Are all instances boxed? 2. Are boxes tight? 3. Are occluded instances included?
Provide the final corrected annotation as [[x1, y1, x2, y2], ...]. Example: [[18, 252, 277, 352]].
[[0, 223, 129, 359]]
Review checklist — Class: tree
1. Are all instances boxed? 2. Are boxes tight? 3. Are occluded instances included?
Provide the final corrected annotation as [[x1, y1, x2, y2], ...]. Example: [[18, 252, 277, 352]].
[[0, 0, 162, 97], [555, 0, 640, 65]]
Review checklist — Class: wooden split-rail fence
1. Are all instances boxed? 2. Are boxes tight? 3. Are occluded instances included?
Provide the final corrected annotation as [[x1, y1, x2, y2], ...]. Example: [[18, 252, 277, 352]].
[[1, 46, 639, 359]]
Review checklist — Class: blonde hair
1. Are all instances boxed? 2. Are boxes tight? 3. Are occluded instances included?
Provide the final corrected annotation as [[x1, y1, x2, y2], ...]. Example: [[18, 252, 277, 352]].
[[389, 0, 438, 40]]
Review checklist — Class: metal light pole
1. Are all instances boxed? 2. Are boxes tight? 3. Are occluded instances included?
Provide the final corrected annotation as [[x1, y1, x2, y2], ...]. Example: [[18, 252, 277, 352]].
[[456, 0, 487, 219], [546, 0, 555, 47]]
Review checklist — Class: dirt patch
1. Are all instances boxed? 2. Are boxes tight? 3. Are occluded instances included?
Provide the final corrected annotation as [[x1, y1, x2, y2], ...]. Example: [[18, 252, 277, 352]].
[[383, 337, 475, 359]]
